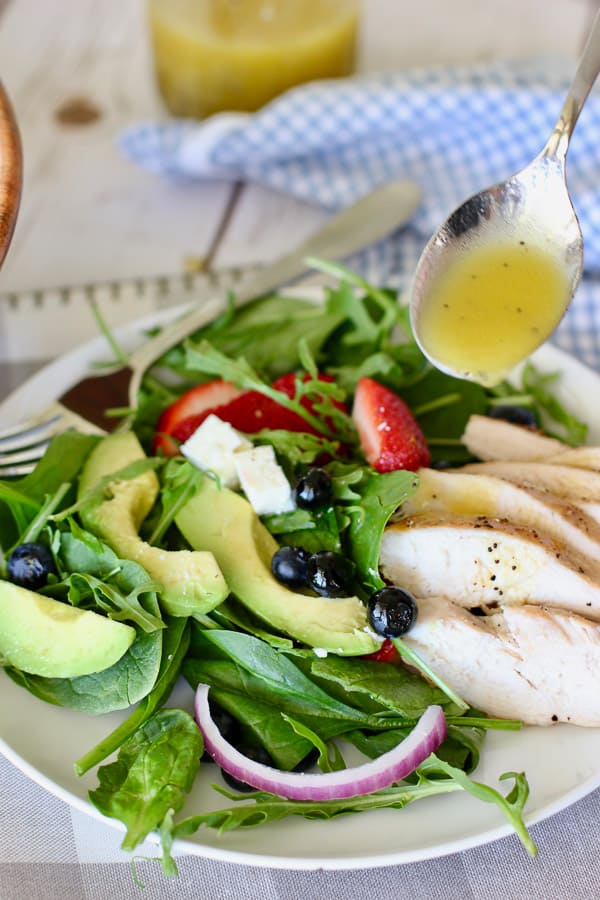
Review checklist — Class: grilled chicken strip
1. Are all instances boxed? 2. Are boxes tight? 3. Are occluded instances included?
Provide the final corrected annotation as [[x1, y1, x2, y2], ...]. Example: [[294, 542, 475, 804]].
[[462, 414, 566, 461], [461, 414, 600, 472], [401, 468, 600, 573], [402, 595, 600, 726], [456, 461, 600, 523], [380, 514, 600, 619]]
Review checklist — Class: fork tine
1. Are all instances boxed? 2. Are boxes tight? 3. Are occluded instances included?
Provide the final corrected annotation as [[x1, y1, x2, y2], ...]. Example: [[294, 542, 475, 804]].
[[0, 435, 52, 478], [0, 459, 39, 478], [0, 414, 63, 452]]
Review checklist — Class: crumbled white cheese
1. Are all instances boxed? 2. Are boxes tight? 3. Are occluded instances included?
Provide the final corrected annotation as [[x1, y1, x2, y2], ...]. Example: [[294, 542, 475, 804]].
[[234, 444, 295, 516], [313, 647, 328, 658], [180, 414, 251, 488]]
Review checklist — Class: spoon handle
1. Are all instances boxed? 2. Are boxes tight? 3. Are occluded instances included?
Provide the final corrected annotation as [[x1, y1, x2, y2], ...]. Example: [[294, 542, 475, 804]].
[[543, 7, 600, 160]]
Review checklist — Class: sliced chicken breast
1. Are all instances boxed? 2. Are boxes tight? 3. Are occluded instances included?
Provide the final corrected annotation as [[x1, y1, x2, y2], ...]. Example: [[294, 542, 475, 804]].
[[401, 468, 600, 573], [461, 414, 600, 472], [380, 514, 600, 619], [462, 414, 566, 462], [548, 446, 600, 472], [403, 595, 600, 726], [456, 460, 600, 523]]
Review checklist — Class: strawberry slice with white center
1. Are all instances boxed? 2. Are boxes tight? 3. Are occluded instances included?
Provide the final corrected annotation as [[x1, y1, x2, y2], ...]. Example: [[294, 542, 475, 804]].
[[153, 379, 242, 456], [352, 377, 431, 473]]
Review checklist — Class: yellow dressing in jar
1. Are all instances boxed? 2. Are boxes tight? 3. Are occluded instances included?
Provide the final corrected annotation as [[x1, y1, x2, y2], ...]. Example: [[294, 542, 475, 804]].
[[147, 0, 359, 118], [416, 240, 571, 386]]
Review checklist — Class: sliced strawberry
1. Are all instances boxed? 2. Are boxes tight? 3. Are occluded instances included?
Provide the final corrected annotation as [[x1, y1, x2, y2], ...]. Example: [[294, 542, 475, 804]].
[[153, 379, 242, 456], [364, 638, 400, 664], [171, 390, 311, 444], [170, 371, 349, 448], [352, 377, 430, 473]]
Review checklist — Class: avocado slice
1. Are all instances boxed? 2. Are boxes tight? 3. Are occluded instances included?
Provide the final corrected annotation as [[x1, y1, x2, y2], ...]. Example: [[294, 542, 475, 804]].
[[175, 477, 380, 656], [0, 580, 135, 677], [78, 431, 228, 618]]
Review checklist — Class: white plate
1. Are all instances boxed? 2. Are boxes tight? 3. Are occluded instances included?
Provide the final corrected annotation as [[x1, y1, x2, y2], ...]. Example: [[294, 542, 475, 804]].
[[1, 294, 600, 870]]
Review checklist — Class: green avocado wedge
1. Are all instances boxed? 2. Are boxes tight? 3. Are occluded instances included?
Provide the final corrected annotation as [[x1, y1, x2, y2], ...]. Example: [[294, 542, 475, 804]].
[[77, 432, 228, 618], [0, 581, 135, 677], [176, 477, 380, 656]]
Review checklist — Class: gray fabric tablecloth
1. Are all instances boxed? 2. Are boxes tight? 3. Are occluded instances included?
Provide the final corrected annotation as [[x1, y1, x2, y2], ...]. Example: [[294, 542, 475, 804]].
[[1, 748, 599, 900]]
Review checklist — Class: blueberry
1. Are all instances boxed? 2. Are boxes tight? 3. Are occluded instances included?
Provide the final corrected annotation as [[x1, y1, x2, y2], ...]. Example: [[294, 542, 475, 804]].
[[294, 468, 333, 510], [271, 546, 311, 589], [220, 743, 274, 793], [367, 586, 418, 638], [488, 405, 537, 427], [7, 542, 56, 590], [306, 551, 354, 598]]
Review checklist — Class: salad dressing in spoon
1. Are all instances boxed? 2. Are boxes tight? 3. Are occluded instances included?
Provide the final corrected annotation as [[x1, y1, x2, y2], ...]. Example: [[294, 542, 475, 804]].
[[416, 240, 570, 386], [410, 9, 600, 386]]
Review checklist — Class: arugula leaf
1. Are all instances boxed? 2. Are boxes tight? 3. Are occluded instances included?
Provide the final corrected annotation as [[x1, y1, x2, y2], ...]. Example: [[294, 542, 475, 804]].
[[264, 504, 342, 554], [162, 294, 346, 381], [145, 458, 203, 546], [56, 527, 164, 632], [172, 764, 535, 858], [0, 432, 98, 549], [520, 361, 587, 445], [418, 756, 536, 857], [184, 341, 355, 441], [89, 708, 202, 871], [253, 429, 343, 466], [282, 715, 346, 773]]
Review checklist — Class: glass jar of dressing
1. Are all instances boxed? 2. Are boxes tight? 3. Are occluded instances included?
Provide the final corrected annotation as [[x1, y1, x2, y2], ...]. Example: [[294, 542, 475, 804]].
[[147, 0, 360, 119]]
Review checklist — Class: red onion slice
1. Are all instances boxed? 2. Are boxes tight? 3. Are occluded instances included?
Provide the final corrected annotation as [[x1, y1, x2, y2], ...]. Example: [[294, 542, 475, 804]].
[[194, 684, 447, 801]]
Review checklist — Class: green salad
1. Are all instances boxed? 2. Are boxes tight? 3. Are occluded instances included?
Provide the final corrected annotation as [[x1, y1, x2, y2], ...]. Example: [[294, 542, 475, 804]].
[[0, 263, 585, 878]]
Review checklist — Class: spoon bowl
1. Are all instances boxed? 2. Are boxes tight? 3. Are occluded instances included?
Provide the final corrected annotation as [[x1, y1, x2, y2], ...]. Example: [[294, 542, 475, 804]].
[[410, 10, 600, 386]]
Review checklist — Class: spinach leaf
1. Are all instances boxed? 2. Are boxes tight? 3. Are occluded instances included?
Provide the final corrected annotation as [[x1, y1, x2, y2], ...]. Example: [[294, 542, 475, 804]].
[[89, 708, 202, 873], [183, 656, 367, 733], [402, 368, 488, 464], [208, 688, 315, 771], [7, 624, 162, 714], [76, 616, 190, 774], [310, 655, 460, 717]]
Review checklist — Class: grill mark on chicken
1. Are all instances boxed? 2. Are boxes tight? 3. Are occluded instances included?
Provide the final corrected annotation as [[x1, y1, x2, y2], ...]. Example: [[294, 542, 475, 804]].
[[401, 468, 600, 577], [381, 514, 600, 620]]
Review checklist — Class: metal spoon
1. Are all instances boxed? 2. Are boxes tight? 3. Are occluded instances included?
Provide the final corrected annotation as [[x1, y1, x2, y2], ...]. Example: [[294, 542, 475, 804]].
[[410, 9, 600, 385]]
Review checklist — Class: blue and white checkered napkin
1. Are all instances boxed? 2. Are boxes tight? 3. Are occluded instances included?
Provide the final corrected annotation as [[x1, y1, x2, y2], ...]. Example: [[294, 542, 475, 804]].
[[120, 61, 600, 369]]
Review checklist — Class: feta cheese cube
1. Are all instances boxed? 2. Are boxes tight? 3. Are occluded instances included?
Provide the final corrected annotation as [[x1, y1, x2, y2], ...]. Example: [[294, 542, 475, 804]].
[[180, 414, 251, 487], [234, 444, 295, 516]]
